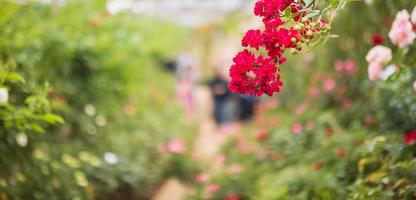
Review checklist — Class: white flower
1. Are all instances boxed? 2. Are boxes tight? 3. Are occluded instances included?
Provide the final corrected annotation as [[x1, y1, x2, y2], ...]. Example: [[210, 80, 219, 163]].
[[84, 104, 96, 116], [0, 88, 9, 103], [104, 152, 118, 165], [413, 81, 416, 93], [411, 6, 416, 24], [380, 65, 397, 81], [16, 133, 28, 147], [95, 115, 107, 127], [364, 0, 373, 5]]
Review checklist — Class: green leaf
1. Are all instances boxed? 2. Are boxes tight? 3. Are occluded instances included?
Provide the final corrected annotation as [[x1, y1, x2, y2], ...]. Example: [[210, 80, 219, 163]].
[[31, 124, 45, 133], [41, 113, 64, 124], [7, 72, 25, 83]]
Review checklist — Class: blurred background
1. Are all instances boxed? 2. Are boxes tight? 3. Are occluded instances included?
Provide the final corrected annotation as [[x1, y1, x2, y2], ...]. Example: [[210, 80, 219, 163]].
[[0, 0, 415, 200]]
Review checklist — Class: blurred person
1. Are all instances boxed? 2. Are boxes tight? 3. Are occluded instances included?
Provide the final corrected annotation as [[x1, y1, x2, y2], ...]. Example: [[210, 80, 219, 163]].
[[238, 94, 258, 122], [208, 69, 232, 128], [176, 52, 200, 120]]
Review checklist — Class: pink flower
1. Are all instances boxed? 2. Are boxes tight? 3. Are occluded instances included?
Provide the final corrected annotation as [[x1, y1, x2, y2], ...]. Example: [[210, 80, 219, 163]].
[[227, 164, 244, 174], [366, 45, 392, 80], [334, 60, 344, 71], [166, 138, 186, 154], [342, 99, 352, 110], [207, 184, 221, 193], [195, 173, 210, 184], [323, 78, 336, 92], [365, 45, 392, 65], [388, 10, 416, 48], [214, 154, 226, 167], [292, 123, 303, 135], [305, 121, 315, 131], [368, 63, 383, 81], [344, 59, 357, 74], [309, 86, 320, 97]]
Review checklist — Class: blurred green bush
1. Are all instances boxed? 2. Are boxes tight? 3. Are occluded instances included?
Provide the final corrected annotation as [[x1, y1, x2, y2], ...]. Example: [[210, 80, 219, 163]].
[[0, 1, 198, 199]]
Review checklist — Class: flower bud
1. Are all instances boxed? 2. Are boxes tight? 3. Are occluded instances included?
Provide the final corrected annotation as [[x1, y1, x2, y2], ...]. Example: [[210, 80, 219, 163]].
[[301, 17, 307, 23], [291, 37, 297, 43]]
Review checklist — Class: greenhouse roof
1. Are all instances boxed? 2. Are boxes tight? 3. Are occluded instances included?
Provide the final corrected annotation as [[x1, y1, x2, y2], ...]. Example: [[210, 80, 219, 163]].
[[107, 0, 252, 27]]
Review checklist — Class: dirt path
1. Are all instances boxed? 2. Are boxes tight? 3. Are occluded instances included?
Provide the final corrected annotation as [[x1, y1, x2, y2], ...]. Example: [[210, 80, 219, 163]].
[[152, 86, 234, 200]]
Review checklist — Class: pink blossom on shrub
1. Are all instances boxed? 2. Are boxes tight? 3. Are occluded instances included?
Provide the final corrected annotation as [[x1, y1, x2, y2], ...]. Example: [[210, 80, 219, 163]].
[[293, 104, 306, 115], [309, 86, 320, 97], [292, 123, 303, 135], [166, 138, 186, 154], [365, 45, 392, 80], [344, 59, 357, 74], [342, 99, 352, 110], [214, 154, 226, 166], [207, 183, 221, 193], [323, 78, 336, 92], [334, 60, 344, 71], [305, 121, 315, 131], [388, 10, 416, 48], [227, 164, 244, 174], [195, 173, 210, 184], [365, 45, 392, 65], [368, 63, 383, 81]]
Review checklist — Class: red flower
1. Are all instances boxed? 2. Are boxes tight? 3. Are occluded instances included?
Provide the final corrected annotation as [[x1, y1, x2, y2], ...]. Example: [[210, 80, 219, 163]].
[[224, 194, 240, 200], [230, 0, 330, 96], [326, 127, 334, 137], [256, 129, 269, 141], [313, 161, 324, 170], [404, 130, 416, 145], [371, 33, 384, 46], [336, 148, 347, 158], [242, 29, 263, 50], [229, 50, 282, 96]]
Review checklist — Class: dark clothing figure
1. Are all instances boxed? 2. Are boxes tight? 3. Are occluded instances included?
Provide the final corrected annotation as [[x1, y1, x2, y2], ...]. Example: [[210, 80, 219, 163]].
[[238, 94, 257, 122], [208, 77, 231, 125]]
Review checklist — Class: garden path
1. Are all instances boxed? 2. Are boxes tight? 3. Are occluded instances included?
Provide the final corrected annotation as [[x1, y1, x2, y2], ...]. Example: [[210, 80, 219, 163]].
[[152, 86, 235, 200]]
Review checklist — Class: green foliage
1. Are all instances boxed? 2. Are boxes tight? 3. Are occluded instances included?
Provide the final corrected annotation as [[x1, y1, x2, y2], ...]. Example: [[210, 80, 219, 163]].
[[0, 1, 197, 199]]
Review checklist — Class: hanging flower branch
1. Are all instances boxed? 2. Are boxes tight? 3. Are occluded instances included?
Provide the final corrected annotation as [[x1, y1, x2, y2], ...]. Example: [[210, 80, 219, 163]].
[[229, 0, 352, 96]]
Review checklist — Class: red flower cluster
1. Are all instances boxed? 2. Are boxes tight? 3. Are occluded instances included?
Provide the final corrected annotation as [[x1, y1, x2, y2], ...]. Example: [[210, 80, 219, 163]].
[[229, 0, 330, 96], [223, 194, 240, 200], [404, 130, 416, 145]]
